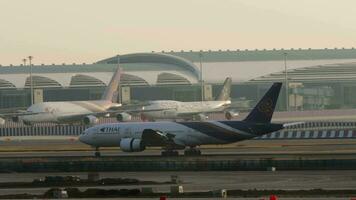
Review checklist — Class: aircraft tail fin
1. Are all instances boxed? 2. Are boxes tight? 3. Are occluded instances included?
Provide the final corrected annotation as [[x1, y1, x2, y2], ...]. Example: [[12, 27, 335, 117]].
[[243, 82, 282, 123], [216, 77, 232, 101], [101, 55, 121, 103]]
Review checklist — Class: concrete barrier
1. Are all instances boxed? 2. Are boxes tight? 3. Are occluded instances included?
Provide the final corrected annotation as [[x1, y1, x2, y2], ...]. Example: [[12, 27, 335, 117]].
[[1, 155, 356, 172]]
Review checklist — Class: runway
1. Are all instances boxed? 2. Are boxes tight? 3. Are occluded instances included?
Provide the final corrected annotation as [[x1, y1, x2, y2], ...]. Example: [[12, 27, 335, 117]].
[[1, 170, 356, 196], [1, 131, 356, 198], [1, 139, 356, 157]]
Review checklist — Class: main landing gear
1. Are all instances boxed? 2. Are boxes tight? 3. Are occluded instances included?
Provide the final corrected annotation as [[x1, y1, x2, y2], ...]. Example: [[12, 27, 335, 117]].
[[184, 147, 201, 156], [94, 147, 101, 157], [23, 120, 33, 126]]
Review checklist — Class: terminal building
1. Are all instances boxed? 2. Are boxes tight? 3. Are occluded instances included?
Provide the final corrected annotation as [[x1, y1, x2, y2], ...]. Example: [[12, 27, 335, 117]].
[[1, 48, 356, 111]]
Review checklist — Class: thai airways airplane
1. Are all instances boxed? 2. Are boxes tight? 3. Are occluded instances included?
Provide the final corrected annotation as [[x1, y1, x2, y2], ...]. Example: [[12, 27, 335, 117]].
[[11, 57, 122, 126], [79, 82, 291, 156], [116, 77, 237, 122]]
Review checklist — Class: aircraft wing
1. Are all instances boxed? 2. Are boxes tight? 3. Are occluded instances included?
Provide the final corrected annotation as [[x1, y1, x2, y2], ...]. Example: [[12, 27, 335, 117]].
[[176, 111, 218, 119], [141, 129, 177, 147], [176, 109, 231, 117], [56, 111, 112, 122], [108, 107, 171, 115], [54, 108, 168, 122], [0, 111, 47, 118], [283, 122, 305, 128], [176, 111, 203, 117]]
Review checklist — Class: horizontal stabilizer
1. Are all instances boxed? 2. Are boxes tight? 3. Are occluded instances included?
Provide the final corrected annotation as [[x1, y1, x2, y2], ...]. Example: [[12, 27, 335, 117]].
[[283, 122, 305, 128]]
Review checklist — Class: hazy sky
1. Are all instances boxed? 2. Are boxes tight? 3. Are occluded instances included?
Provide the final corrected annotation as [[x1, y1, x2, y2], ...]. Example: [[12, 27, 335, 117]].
[[1, 0, 356, 65]]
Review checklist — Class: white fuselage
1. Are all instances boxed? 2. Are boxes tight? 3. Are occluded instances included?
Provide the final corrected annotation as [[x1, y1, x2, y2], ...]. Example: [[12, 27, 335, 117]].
[[21, 100, 119, 124], [79, 121, 253, 148], [141, 100, 231, 120]]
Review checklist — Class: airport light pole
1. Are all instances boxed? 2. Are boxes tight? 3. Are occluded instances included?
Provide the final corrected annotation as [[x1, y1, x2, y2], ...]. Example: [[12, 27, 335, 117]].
[[284, 52, 289, 111], [22, 58, 27, 66], [117, 54, 121, 104], [199, 51, 204, 101], [28, 56, 34, 105]]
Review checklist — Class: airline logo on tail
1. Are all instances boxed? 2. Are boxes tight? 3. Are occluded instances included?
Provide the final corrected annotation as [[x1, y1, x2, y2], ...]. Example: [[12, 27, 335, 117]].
[[258, 98, 273, 117], [243, 82, 282, 123]]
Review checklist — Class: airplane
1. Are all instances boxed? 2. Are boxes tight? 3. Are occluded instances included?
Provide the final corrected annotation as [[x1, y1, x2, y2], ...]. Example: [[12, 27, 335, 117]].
[[10, 56, 122, 126], [116, 77, 238, 122], [79, 82, 292, 157]]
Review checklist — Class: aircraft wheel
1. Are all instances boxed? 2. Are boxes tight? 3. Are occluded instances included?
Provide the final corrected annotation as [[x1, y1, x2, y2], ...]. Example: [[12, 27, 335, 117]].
[[94, 147, 101, 157], [23, 120, 33, 126]]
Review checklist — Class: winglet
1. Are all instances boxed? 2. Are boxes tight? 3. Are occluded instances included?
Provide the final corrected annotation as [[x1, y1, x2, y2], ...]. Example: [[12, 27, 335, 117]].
[[243, 82, 282, 123]]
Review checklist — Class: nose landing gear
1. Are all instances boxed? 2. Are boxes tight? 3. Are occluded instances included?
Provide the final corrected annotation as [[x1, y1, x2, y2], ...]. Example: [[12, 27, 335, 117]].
[[94, 147, 101, 157]]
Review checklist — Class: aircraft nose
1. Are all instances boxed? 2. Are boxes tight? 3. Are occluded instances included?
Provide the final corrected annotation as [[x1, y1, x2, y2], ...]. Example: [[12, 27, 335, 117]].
[[79, 129, 90, 145]]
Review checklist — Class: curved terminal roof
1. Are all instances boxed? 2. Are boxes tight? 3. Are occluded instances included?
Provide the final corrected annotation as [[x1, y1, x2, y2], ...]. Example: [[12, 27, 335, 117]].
[[1, 49, 356, 88], [0, 53, 199, 89], [251, 62, 356, 83], [97, 53, 200, 77], [167, 48, 356, 62], [196, 59, 356, 83], [165, 48, 356, 83]]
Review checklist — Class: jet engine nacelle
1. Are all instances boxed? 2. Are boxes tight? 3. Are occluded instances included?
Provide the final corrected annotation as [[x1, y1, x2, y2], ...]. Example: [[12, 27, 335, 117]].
[[120, 138, 145, 152], [194, 113, 208, 121], [83, 115, 99, 125], [0, 117, 5, 125], [116, 112, 132, 122], [225, 110, 239, 120]]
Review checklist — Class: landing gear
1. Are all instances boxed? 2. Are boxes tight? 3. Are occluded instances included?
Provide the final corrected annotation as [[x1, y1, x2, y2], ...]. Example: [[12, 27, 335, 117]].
[[184, 147, 201, 156], [161, 150, 179, 156], [23, 120, 33, 126], [94, 147, 101, 157]]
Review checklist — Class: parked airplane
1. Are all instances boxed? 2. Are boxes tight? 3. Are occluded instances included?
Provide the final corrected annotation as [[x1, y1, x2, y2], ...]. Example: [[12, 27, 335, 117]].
[[11, 57, 122, 126], [79, 82, 290, 156], [116, 77, 237, 122]]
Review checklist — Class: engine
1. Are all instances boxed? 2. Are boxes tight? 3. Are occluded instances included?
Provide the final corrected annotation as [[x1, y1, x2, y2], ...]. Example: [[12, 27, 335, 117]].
[[83, 115, 99, 125], [0, 117, 5, 125], [193, 113, 208, 121], [116, 112, 132, 122], [225, 110, 239, 120], [23, 120, 33, 126], [120, 138, 145, 152]]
